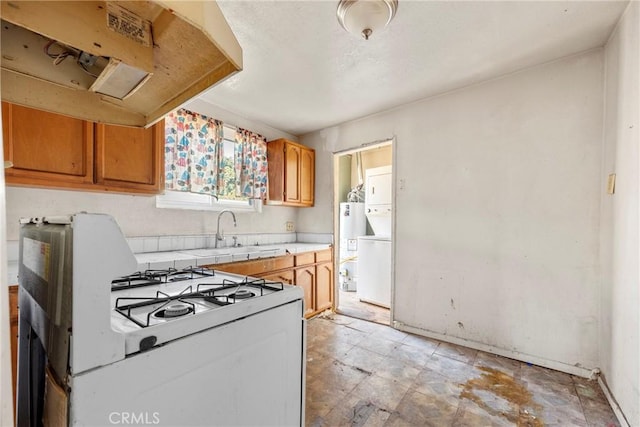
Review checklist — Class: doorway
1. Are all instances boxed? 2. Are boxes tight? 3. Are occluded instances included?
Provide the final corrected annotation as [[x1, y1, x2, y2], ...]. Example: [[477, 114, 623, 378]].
[[333, 140, 393, 325]]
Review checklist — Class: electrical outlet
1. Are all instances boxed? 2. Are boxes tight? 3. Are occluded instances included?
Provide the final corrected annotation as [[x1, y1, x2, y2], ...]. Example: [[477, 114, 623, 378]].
[[286, 221, 295, 232]]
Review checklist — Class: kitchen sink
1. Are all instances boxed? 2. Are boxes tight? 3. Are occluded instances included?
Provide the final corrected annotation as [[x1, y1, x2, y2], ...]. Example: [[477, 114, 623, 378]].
[[178, 246, 286, 262]]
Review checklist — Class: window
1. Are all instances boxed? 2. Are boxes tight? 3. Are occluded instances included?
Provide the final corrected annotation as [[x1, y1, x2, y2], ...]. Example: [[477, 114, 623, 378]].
[[218, 137, 238, 200], [156, 109, 268, 212]]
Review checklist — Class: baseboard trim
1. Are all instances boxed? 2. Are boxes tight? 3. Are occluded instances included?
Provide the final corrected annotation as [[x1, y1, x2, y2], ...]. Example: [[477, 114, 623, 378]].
[[393, 321, 595, 378], [597, 376, 630, 427]]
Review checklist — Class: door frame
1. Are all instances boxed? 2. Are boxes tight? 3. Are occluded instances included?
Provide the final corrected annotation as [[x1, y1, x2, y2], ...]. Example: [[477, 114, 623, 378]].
[[332, 137, 396, 324]]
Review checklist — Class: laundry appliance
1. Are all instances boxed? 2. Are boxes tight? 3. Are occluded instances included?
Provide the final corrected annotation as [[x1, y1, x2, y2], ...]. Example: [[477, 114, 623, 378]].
[[357, 166, 392, 308]]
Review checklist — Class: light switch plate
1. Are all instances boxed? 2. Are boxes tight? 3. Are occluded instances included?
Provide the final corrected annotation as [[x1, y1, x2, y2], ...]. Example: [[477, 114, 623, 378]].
[[607, 173, 616, 194]]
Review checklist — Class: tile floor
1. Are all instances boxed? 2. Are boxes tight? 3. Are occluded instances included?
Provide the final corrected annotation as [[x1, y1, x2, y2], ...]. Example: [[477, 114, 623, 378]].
[[337, 289, 390, 325], [305, 313, 620, 427]]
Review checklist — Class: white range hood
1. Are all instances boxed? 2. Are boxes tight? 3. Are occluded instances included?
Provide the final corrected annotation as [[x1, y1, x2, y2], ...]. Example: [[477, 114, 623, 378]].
[[0, 1, 242, 127]]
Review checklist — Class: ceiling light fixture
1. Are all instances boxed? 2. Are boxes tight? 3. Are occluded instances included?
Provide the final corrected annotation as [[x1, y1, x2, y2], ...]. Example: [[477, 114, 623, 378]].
[[337, 0, 398, 40]]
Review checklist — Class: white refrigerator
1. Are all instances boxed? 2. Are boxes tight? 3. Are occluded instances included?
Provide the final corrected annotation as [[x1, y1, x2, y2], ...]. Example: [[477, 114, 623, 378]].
[[357, 236, 391, 308]]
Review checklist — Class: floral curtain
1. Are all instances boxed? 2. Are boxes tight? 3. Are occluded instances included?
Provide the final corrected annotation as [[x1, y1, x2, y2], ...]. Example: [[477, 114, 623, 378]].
[[234, 129, 268, 200], [165, 109, 224, 195]]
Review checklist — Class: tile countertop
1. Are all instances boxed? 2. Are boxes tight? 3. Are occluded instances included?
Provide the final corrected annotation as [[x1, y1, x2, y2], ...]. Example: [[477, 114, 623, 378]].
[[6, 233, 333, 285], [6, 240, 18, 286], [135, 243, 332, 271], [5, 243, 332, 285], [7, 261, 18, 286]]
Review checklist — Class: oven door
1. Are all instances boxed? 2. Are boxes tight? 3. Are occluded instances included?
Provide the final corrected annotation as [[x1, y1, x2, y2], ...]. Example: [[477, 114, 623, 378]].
[[16, 312, 47, 427], [16, 315, 69, 427], [70, 299, 305, 426], [17, 221, 73, 427]]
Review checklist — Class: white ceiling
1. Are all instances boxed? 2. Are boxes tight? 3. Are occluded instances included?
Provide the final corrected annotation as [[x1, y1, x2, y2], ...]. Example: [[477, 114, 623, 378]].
[[199, 0, 629, 136]]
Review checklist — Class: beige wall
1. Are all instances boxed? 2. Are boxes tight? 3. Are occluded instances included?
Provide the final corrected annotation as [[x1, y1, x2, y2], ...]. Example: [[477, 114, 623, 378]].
[[5, 187, 297, 240], [600, 2, 639, 425], [337, 155, 352, 203], [350, 145, 393, 188], [4, 101, 299, 240], [299, 49, 605, 376]]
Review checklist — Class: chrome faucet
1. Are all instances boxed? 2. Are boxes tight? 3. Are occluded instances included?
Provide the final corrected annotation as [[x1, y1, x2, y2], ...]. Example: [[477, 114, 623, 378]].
[[215, 209, 237, 248]]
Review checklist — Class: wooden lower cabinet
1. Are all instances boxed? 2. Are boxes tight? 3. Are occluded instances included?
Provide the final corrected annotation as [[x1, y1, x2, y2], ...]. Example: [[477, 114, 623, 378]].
[[294, 266, 316, 317], [316, 262, 333, 313], [214, 255, 294, 276], [214, 248, 333, 319], [258, 269, 294, 285]]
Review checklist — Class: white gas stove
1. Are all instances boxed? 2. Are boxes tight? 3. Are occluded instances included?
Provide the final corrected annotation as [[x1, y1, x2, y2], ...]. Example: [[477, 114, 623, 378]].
[[16, 213, 306, 426], [110, 266, 303, 355]]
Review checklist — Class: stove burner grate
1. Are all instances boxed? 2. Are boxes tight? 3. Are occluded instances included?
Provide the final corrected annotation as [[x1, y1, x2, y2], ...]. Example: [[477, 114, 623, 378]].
[[115, 285, 230, 328], [197, 277, 285, 304], [114, 278, 286, 328], [197, 277, 285, 295], [111, 272, 163, 291], [112, 267, 216, 290], [154, 302, 194, 318], [229, 289, 255, 300], [147, 266, 216, 283]]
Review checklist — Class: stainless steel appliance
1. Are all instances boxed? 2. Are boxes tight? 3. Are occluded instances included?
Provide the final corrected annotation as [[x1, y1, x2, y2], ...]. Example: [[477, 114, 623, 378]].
[[17, 213, 305, 426]]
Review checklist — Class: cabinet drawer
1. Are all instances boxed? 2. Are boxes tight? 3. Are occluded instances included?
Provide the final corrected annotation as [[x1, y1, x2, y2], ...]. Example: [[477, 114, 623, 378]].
[[214, 254, 293, 276], [259, 270, 294, 284], [315, 249, 332, 263], [295, 252, 315, 266], [215, 258, 268, 276], [273, 255, 294, 270]]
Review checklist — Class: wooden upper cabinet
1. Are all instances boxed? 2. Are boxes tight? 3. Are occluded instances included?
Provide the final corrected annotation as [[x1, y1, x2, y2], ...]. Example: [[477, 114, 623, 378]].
[[267, 138, 315, 207], [300, 147, 315, 205], [285, 143, 301, 204], [2, 102, 164, 195], [2, 102, 94, 186], [95, 121, 164, 193]]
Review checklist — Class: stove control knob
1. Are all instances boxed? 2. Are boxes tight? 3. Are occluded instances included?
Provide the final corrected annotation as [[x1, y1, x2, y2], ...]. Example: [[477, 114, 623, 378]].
[[139, 336, 157, 352]]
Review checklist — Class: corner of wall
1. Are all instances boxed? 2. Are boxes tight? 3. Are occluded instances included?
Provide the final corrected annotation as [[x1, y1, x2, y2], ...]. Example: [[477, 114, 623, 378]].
[[599, 1, 640, 425]]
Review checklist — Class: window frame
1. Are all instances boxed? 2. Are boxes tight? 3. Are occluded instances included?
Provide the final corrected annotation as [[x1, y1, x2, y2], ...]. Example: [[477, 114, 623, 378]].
[[156, 190, 262, 212], [156, 124, 263, 213]]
